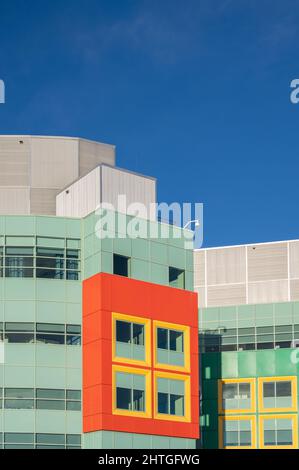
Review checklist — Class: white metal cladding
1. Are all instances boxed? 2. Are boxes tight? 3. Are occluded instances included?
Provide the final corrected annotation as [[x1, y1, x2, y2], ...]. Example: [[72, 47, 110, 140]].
[[56, 165, 157, 220], [101, 166, 156, 219], [0, 135, 116, 215], [56, 167, 101, 218], [194, 240, 299, 308]]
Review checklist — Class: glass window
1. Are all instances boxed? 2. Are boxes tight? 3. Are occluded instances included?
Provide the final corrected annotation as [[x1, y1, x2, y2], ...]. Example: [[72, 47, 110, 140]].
[[222, 382, 251, 411], [4, 433, 34, 444], [115, 319, 145, 362], [113, 254, 130, 277], [169, 267, 185, 289], [36, 323, 65, 345], [66, 390, 81, 400], [116, 372, 145, 412], [36, 400, 65, 410], [157, 377, 185, 417], [66, 325, 81, 345], [223, 419, 252, 448], [157, 326, 185, 367], [4, 322, 34, 344], [263, 380, 293, 409], [263, 418, 293, 447], [36, 389, 65, 399], [36, 434, 65, 445]]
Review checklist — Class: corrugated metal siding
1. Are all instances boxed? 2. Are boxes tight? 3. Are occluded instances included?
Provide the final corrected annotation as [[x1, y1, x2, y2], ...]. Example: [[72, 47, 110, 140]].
[[79, 140, 115, 177], [289, 241, 299, 279], [0, 188, 30, 214], [206, 246, 246, 285], [31, 137, 79, 189], [0, 136, 30, 186], [247, 243, 288, 282], [56, 167, 101, 217], [101, 166, 156, 220], [248, 280, 288, 304], [207, 284, 247, 307], [194, 240, 299, 307], [30, 188, 58, 215]]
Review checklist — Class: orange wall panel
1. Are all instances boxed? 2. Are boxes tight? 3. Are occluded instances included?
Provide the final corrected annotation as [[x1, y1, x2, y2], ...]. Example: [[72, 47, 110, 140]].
[[83, 272, 199, 439]]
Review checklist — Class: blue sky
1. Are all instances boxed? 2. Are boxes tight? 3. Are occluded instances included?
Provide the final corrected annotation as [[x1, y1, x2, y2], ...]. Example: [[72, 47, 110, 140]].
[[0, 0, 299, 247]]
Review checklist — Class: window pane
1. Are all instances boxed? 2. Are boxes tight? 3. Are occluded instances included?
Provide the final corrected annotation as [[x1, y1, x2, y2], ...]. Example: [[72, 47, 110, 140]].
[[36, 434, 65, 445], [36, 269, 64, 279], [36, 323, 65, 333], [66, 401, 81, 411], [36, 389, 65, 399], [116, 320, 131, 343], [5, 267, 33, 278], [36, 400, 65, 410], [5, 322, 34, 332], [133, 389, 145, 412], [36, 248, 64, 257], [66, 435, 81, 446], [276, 381, 292, 397], [264, 383, 275, 398], [239, 431, 251, 446], [157, 328, 168, 350], [170, 394, 184, 416], [116, 387, 131, 410], [66, 334, 81, 345], [66, 325, 81, 334], [66, 249, 79, 259], [4, 333, 34, 343], [113, 254, 130, 277], [132, 323, 144, 346], [264, 430, 276, 446], [5, 399, 34, 409], [36, 258, 64, 269], [158, 392, 169, 414], [5, 247, 33, 256], [36, 333, 64, 345], [169, 267, 185, 289], [169, 330, 184, 352], [66, 390, 81, 400], [66, 271, 79, 281], [5, 388, 34, 398], [4, 433, 34, 444]]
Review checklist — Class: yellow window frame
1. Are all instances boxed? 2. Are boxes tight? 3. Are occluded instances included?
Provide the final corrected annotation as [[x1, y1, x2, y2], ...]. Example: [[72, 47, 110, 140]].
[[258, 414, 298, 449], [258, 376, 297, 413], [219, 415, 257, 449], [153, 370, 191, 423], [218, 378, 256, 414], [112, 312, 151, 367], [153, 320, 190, 373], [112, 364, 152, 419]]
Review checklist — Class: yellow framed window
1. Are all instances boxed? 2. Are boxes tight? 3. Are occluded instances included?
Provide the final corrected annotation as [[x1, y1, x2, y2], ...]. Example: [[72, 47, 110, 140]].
[[218, 378, 256, 414], [112, 365, 151, 418], [112, 312, 151, 367], [153, 320, 190, 372], [219, 416, 256, 449], [154, 370, 191, 422], [258, 376, 297, 412], [259, 414, 298, 449]]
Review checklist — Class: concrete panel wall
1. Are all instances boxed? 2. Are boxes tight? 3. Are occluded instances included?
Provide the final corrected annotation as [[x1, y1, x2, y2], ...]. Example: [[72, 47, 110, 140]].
[[195, 240, 299, 308]]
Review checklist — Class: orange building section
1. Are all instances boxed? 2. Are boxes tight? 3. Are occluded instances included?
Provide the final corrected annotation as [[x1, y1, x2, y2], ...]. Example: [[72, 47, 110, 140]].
[[83, 272, 199, 439]]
